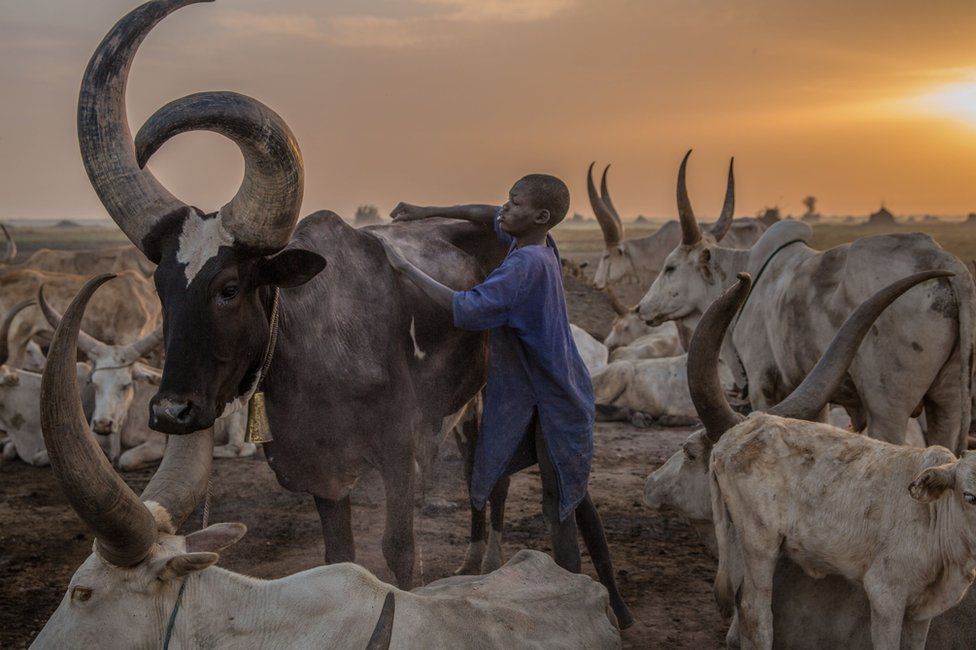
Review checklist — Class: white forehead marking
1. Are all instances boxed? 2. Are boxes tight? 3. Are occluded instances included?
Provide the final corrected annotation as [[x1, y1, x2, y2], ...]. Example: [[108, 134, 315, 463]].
[[410, 316, 426, 361], [177, 211, 234, 285]]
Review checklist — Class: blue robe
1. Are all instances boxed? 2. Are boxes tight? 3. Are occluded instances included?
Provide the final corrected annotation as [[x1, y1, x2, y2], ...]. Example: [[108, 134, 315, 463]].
[[452, 213, 594, 521]]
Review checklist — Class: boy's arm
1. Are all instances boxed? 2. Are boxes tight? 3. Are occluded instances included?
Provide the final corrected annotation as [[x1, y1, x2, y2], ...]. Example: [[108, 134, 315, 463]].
[[380, 239, 455, 311], [390, 203, 499, 227]]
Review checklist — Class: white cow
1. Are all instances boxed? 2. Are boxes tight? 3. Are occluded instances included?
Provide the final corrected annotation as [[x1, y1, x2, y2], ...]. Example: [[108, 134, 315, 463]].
[[678, 269, 967, 649], [586, 161, 766, 291], [33, 275, 622, 649], [603, 288, 683, 356], [38, 287, 253, 471], [592, 354, 736, 427], [572, 324, 608, 374], [638, 152, 975, 452]]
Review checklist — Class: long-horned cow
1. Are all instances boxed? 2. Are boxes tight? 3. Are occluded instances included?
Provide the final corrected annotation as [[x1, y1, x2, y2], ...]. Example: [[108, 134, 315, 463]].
[[33, 275, 621, 649], [24, 244, 155, 277], [638, 151, 975, 452], [644, 271, 976, 649], [587, 161, 765, 291], [75, 1, 632, 620], [691, 273, 976, 648]]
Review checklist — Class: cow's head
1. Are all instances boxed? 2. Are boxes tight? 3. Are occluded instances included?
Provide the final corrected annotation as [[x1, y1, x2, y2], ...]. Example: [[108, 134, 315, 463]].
[[909, 452, 976, 507], [39, 287, 161, 438], [37, 276, 393, 648], [78, 0, 326, 434], [603, 289, 653, 350], [637, 151, 735, 327], [587, 163, 631, 290]]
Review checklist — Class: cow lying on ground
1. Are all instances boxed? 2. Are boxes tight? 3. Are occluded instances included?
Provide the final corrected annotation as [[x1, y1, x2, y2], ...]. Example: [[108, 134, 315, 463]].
[[592, 354, 735, 428], [679, 269, 972, 648], [638, 151, 975, 452], [0, 301, 92, 467], [23, 244, 155, 277], [586, 161, 765, 291], [33, 275, 621, 649], [38, 287, 252, 470], [572, 324, 609, 374], [603, 288, 682, 356]]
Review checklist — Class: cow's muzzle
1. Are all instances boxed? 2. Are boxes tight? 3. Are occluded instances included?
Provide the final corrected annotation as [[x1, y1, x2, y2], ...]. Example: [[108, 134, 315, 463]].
[[149, 394, 211, 435]]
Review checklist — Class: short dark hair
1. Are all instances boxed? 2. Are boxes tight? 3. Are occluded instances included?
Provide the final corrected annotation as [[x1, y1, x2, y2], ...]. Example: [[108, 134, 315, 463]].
[[516, 174, 570, 227]]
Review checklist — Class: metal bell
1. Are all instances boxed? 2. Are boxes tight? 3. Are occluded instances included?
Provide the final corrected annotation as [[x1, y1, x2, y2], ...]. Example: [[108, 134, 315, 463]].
[[245, 391, 273, 444]]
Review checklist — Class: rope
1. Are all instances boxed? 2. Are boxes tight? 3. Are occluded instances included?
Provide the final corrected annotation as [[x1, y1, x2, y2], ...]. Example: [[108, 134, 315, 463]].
[[259, 288, 281, 383]]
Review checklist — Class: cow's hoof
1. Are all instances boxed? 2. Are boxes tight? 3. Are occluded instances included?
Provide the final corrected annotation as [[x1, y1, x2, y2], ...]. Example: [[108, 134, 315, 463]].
[[481, 529, 504, 573], [1, 441, 16, 461], [454, 540, 485, 575], [630, 412, 655, 428]]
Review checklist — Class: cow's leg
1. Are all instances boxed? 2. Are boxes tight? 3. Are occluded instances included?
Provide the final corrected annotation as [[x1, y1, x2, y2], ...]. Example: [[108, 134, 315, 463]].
[[860, 390, 917, 445], [863, 572, 906, 649], [314, 496, 355, 564], [922, 349, 965, 453], [535, 421, 581, 572], [117, 439, 165, 472], [736, 547, 777, 650], [482, 475, 510, 573], [575, 493, 634, 629], [380, 449, 416, 589], [900, 618, 931, 650]]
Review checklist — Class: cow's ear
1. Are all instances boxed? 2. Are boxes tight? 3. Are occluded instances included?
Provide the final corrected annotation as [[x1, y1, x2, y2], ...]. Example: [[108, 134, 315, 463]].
[[256, 249, 327, 288], [697, 248, 714, 283], [909, 462, 957, 502], [133, 364, 162, 386], [185, 522, 247, 553], [158, 552, 219, 580]]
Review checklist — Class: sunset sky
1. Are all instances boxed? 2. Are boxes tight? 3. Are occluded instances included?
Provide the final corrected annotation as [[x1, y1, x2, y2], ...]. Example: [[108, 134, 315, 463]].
[[2, 0, 976, 223]]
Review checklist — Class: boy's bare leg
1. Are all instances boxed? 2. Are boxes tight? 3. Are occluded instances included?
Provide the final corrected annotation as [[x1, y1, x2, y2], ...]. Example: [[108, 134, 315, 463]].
[[535, 420, 582, 572], [576, 494, 634, 629]]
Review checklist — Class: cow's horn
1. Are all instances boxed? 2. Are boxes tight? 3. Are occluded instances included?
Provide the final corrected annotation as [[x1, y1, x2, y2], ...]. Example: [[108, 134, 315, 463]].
[[0, 223, 16, 263], [77, 0, 212, 263], [606, 288, 628, 316], [708, 158, 735, 242], [40, 274, 158, 566], [128, 325, 164, 360], [768, 270, 953, 421], [588, 162, 621, 247], [38, 285, 108, 359], [0, 300, 36, 366], [365, 592, 396, 650], [600, 164, 625, 236], [687, 273, 748, 442], [677, 150, 702, 246], [135, 90, 304, 254]]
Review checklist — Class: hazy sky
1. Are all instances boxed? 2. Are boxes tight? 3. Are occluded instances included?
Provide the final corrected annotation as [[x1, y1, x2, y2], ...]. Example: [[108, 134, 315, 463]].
[[3, 0, 976, 223]]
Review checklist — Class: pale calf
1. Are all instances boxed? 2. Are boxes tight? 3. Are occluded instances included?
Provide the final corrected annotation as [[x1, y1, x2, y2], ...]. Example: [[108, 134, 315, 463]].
[[572, 324, 609, 374], [603, 288, 681, 354]]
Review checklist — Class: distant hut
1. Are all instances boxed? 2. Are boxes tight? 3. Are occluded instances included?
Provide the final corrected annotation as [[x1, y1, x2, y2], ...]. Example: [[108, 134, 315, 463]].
[[923, 215, 939, 223], [757, 207, 781, 227], [354, 205, 383, 226], [634, 215, 650, 224], [867, 205, 896, 226], [966, 212, 976, 225], [569, 212, 586, 224], [54, 219, 82, 229]]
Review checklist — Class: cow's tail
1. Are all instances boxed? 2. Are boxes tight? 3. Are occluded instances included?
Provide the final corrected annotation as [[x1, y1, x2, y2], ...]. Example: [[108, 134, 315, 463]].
[[950, 268, 975, 455], [710, 468, 736, 619]]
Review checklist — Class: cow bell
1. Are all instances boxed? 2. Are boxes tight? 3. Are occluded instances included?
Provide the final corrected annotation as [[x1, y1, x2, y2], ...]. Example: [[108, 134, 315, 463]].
[[245, 391, 273, 444]]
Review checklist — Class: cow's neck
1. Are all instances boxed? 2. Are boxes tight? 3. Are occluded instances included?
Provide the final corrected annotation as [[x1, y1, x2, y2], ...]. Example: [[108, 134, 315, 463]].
[[711, 247, 751, 287], [933, 498, 976, 577], [172, 564, 384, 646]]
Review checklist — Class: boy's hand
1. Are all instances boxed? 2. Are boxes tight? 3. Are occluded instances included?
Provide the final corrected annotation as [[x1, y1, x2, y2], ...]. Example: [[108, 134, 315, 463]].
[[390, 203, 429, 222], [379, 238, 412, 273]]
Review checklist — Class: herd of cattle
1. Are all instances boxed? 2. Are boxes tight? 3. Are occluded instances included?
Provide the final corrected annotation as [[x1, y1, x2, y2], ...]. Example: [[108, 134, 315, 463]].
[[8, 0, 976, 647]]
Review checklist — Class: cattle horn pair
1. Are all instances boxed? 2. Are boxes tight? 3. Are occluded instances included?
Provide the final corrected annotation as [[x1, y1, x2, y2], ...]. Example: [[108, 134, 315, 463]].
[[77, 0, 303, 263], [688, 269, 953, 442], [40, 274, 213, 566], [677, 150, 735, 246], [37, 285, 162, 361], [0, 300, 36, 366], [587, 162, 624, 247]]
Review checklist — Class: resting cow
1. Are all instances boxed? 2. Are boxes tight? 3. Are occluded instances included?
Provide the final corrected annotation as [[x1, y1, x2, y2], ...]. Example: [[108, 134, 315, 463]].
[[638, 150, 975, 452], [603, 288, 682, 356], [32, 275, 621, 649], [571, 324, 609, 374], [24, 244, 155, 278], [587, 161, 765, 291]]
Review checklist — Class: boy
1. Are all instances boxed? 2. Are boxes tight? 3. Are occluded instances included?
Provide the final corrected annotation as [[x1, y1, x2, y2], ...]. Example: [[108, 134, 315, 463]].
[[382, 174, 633, 628]]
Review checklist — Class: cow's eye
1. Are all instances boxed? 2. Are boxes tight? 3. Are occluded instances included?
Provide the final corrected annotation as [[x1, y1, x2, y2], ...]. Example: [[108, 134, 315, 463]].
[[71, 586, 92, 602], [218, 283, 240, 302], [682, 446, 696, 461], [964, 492, 976, 505], [664, 266, 676, 275]]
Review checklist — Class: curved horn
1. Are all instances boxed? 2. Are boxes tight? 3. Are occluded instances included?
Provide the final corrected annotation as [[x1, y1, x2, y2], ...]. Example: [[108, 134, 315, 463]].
[[365, 592, 396, 650], [606, 288, 628, 317], [687, 273, 748, 442], [0, 223, 16, 263], [677, 150, 702, 246], [128, 325, 164, 360], [40, 274, 157, 566], [599, 164, 624, 235], [135, 91, 304, 253], [140, 425, 213, 534], [768, 270, 952, 421], [38, 285, 107, 360], [78, 0, 213, 262], [708, 157, 735, 242], [0, 300, 36, 366], [587, 162, 621, 247]]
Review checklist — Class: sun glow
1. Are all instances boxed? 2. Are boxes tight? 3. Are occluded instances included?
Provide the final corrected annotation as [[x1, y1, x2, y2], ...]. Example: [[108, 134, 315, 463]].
[[912, 81, 976, 127]]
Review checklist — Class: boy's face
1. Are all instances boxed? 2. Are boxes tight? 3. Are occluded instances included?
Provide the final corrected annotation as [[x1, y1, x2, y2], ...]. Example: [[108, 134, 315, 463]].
[[499, 181, 550, 237]]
